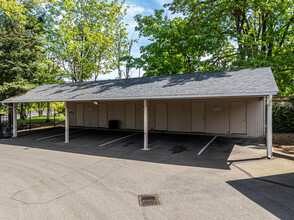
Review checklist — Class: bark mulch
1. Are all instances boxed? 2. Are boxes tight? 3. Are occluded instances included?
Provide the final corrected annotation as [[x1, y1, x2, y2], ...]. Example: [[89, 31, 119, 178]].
[[273, 133, 294, 155]]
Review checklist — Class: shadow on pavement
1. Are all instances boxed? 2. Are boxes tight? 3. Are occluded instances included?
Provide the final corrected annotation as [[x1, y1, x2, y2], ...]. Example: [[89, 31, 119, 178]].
[[0, 127, 265, 170], [227, 172, 294, 219]]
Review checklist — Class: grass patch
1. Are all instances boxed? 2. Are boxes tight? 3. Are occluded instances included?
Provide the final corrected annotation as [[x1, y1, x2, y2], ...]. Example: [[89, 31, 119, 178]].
[[18, 116, 65, 124]]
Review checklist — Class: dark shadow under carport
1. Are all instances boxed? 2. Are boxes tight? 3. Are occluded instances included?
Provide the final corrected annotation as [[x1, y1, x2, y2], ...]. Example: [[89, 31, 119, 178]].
[[0, 127, 265, 170]]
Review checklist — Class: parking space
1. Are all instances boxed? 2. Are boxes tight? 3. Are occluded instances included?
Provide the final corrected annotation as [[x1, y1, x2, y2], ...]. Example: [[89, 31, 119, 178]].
[[0, 128, 293, 219], [7, 128, 266, 169]]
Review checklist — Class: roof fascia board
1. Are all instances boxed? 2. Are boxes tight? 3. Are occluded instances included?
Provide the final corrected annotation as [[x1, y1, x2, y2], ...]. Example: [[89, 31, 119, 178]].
[[1, 92, 278, 103]]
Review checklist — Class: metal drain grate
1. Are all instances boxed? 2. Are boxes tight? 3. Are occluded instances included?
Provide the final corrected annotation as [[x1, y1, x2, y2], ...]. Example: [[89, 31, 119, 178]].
[[138, 194, 160, 206]]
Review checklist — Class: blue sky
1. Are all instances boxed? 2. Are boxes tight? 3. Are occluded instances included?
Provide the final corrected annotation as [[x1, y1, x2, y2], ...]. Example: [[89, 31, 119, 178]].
[[98, 0, 173, 80]]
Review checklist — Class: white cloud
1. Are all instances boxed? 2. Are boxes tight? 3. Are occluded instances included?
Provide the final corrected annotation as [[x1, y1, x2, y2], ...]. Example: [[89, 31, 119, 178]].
[[124, 4, 145, 17], [154, 0, 172, 7], [122, 3, 147, 36], [146, 8, 154, 14]]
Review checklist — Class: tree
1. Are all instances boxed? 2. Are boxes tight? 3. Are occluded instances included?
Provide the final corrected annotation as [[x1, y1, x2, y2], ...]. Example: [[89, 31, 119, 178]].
[[0, 1, 47, 100], [134, 10, 204, 76], [0, 0, 28, 24], [0, 0, 63, 122], [46, 0, 127, 82], [112, 25, 130, 79], [135, 1, 294, 95], [113, 36, 138, 79], [120, 56, 145, 77]]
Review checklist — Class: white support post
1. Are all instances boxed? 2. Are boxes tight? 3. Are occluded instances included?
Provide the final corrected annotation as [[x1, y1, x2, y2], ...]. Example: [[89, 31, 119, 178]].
[[65, 102, 69, 143], [267, 95, 273, 158], [143, 99, 150, 150], [12, 103, 17, 138]]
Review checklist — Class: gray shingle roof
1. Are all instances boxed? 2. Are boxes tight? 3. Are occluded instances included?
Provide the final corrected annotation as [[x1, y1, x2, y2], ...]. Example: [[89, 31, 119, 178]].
[[2, 67, 279, 103]]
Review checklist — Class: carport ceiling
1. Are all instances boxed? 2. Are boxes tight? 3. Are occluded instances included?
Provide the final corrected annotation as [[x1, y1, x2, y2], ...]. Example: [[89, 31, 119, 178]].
[[2, 67, 278, 103]]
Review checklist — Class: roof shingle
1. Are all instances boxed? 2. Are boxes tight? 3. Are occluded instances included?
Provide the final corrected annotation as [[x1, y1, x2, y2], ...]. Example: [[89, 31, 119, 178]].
[[2, 67, 279, 103]]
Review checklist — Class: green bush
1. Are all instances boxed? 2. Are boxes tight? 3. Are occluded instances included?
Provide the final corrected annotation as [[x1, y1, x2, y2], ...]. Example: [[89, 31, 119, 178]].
[[290, 96, 294, 106], [273, 103, 294, 133]]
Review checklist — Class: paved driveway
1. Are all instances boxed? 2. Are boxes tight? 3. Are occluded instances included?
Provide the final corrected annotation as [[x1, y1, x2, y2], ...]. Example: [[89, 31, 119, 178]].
[[0, 128, 293, 219]]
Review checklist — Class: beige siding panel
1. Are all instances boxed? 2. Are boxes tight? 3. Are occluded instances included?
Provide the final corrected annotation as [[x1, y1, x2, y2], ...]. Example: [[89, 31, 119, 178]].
[[67, 98, 264, 137], [83, 103, 90, 127], [136, 102, 144, 130], [108, 102, 125, 129], [125, 103, 136, 129], [148, 102, 155, 130], [96, 105, 99, 127], [75, 103, 84, 126], [155, 103, 167, 131], [99, 103, 108, 128], [89, 104, 98, 127], [192, 102, 205, 132], [68, 102, 75, 126], [168, 101, 191, 132], [206, 100, 230, 134], [183, 101, 192, 132], [230, 101, 247, 134], [247, 98, 264, 136], [84, 103, 98, 128], [167, 102, 180, 131]]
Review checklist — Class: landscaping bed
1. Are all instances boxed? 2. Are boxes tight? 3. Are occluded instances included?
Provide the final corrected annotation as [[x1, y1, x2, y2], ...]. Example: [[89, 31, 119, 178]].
[[17, 116, 65, 130], [273, 133, 294, 155]]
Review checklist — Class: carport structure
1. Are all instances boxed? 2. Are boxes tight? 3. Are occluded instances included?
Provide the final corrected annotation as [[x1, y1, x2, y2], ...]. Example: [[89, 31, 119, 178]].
[[1, 67, 278, 158]]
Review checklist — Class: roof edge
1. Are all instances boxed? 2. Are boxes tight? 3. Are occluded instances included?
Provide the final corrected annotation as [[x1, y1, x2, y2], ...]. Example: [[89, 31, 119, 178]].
[[1, 91, 279, 103]]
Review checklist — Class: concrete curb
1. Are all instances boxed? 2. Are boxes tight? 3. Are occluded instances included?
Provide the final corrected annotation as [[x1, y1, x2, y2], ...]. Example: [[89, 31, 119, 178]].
[[273, 151, 294, 161]]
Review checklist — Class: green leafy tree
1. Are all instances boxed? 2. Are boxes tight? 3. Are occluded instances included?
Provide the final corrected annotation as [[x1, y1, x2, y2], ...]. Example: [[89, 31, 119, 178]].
[[112, 24, 131, 79], [0, 0, 27, 24], [135, 10, 202, 76], [120, 55, 145, 77], [46, 0, 127, 82], [135, 1, 294, 95]]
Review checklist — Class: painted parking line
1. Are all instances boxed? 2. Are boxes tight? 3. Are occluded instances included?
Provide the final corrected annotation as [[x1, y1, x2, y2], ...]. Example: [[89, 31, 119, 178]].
[[36, 129, 84, 141], [99, 132, 141, 147], [197, 136, 218, 156]]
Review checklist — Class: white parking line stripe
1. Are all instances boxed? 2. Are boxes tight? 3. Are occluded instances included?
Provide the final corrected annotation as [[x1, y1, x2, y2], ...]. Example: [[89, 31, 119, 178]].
[[197, 136, 218, 156], [99, 132, 141, 147], [36, 129, 84, 141]]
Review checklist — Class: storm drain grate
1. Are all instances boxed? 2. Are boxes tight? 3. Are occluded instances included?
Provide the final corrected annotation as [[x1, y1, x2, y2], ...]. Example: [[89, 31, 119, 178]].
[[138, 194, 160, 206]]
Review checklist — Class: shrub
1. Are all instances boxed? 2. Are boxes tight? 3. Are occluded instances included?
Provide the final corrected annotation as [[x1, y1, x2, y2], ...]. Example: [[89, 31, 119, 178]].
[[290, 96, 294, 106], [273, 103, 294, 133]]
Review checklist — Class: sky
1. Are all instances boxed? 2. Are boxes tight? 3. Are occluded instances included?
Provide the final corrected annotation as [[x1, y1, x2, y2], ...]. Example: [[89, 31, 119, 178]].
[[97, 0, 173, 80]]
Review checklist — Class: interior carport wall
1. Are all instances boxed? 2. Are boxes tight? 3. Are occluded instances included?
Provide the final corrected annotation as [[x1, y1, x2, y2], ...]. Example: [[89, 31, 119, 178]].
[[67, 97, 265, 137]]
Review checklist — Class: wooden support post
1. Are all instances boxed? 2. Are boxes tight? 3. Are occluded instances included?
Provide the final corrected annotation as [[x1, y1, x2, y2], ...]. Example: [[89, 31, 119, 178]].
[[267, 95, 273, 158], [65, 102, 69, 143], [143, 99, 150, 150]]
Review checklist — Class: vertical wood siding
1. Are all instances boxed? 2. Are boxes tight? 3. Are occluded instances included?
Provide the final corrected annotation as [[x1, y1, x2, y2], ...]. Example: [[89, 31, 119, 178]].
[[67, 97, 265, 137], [230, 101, 247, 134], [191, 102, 205, 132]]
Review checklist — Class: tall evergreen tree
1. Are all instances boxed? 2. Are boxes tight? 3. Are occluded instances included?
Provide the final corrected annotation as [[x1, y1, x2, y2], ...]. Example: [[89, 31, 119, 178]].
[[0, 0, 62, 100]]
